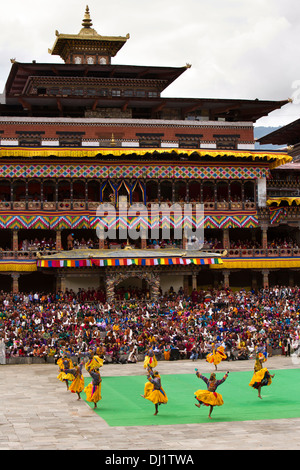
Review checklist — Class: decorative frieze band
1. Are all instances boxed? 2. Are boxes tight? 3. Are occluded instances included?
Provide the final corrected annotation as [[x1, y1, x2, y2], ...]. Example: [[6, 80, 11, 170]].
[[0, 162, 269, 180]]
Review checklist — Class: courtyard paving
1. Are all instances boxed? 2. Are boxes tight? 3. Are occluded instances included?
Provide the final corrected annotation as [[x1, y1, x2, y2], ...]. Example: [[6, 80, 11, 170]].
[[0, 355, 299, 451]]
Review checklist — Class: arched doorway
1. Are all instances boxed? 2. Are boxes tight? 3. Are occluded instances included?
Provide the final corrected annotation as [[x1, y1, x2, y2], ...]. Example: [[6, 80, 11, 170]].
[[106, 269, 160, 302]]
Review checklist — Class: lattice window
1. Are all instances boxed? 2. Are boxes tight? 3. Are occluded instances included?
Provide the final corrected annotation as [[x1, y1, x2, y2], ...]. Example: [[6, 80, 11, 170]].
[[56, 131, 85, 147], [176, 133, 203, 149], [214, 134, 240, 150], [16, 131, 45, 147], [136, 133, 164, 148]]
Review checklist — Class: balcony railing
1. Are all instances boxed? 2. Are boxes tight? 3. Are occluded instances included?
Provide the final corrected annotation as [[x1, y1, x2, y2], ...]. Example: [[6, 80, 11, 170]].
[[0, 249, 58, 260], [267, 180, 300, 188], [227, 247, 300, 258], [194, 247, 300, 258], [0, 199, 258, 212]]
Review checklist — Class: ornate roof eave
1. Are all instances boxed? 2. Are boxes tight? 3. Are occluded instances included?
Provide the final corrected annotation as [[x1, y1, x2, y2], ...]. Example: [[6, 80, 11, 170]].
[[257, 114, 300, 147], [4, 61, 188, 98], [49, 33, 129, 56], [0, 146, 292, 169]]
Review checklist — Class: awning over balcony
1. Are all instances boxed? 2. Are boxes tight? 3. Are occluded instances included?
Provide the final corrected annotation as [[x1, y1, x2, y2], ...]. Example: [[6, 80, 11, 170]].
[[36, 247, 224, 269], [267, 197, 300, 206], [0, 259, 37, 272], [211, 257, 300, 269], [2, 252, 300, 273], [0, 147, 292, 169]]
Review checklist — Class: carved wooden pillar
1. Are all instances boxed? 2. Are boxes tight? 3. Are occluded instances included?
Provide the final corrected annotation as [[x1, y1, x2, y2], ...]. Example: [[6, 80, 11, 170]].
[[105, 271, 115, 304], [223, 228, 230, 250], [150, 271, 160, 301], [192, 271, 197, 290], [12, 230, 18, 251], [223, 270, 230, 288], [56, 230, 62, 251], [261, 226, 268, 250], [11, 273, 20, 293], [262, 269, 269, 289], [60, 274, 66, 293], [56, 273, 66, 293]]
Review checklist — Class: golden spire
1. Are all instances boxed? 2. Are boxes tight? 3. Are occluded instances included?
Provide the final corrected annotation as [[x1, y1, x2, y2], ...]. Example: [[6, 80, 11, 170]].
[[110, 133, 116, 147], [82, 5, 93, 29]]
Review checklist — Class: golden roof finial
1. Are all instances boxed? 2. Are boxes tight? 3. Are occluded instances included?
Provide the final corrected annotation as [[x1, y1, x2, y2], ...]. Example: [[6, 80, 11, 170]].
[[82, 5, 93, 28], [110, 133, 116, 147]]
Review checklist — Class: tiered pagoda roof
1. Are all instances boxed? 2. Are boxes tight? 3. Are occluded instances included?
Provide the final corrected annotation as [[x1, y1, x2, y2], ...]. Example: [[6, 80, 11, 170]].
[[0, 6, 289, 121], [1, 60, 290, 120]]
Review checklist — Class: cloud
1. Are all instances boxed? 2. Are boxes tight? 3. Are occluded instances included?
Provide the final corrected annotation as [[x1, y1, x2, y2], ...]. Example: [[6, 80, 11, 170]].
[[0, 0, 299, 126]]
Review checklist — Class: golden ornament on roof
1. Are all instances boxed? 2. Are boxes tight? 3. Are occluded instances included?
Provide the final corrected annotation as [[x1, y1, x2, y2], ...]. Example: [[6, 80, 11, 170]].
[[82, 5, 93, 28]]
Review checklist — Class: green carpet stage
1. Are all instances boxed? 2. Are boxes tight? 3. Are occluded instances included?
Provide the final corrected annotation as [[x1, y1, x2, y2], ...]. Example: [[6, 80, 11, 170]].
[[83, 368, 300, 426]]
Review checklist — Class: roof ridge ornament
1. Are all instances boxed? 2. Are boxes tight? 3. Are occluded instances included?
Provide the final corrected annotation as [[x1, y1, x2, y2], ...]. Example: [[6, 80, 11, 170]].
[[82, 5, 93, 29], [48, 7, 129, 62], [79, 5, 99, 37]]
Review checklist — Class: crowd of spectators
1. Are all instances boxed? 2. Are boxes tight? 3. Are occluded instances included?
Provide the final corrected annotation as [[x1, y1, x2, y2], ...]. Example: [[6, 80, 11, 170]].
[[267, 237, 300, 250], [147, 239, 182, 249], [1, 284, 300, 365], [229, 237, 300, 251], [71, 237, 96, 250], [20, 237, 56, 252], [230, 239, 261, 250]]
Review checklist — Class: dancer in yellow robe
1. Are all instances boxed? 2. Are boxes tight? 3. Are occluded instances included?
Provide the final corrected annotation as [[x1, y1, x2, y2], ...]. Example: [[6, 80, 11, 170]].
[[194, 369, 229, 419], [84, 368, 102, 409], [57, 353, 75, 390], [141, 375, 154, 400], [206, 343, 227, 370], [249, 350, 275, 399], [85, 351, 104, 372], [142, 366, 168, 415], [143, 348, 158, 370], [65, 361, 85, 400]]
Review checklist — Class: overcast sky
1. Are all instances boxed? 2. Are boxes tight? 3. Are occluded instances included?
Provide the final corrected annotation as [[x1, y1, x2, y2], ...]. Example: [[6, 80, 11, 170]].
[[1, 0, 300, 128]]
